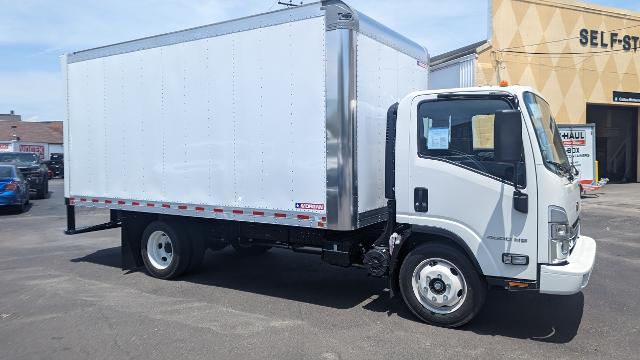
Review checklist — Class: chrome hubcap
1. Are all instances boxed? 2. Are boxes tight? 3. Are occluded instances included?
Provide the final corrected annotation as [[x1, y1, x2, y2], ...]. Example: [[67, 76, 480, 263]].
[[147, 231, 174, 270], [411, 258, 467, 314]]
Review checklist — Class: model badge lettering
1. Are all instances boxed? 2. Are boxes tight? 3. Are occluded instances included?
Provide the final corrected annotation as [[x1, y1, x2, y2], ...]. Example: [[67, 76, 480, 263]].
[[295, 203, 325, 211], [487, 235, 528, 243]]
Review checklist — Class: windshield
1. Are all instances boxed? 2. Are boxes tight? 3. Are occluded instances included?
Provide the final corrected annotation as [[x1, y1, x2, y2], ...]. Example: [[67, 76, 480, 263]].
[[523, 92, 570, 176], [0, 153, 39, 164]]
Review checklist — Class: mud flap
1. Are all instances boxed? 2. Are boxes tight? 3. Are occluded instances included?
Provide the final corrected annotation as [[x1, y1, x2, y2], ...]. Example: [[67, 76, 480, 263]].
[[120, 212, 149, 270]]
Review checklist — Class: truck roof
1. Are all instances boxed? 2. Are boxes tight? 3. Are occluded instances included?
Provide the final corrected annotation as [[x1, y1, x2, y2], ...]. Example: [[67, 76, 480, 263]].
[[66, 1, 428, 65]]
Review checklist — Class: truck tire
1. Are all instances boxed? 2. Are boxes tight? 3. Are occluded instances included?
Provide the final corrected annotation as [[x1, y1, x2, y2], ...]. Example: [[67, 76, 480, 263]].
[[14, 202, 26, 214], [36, 181, 46, 199], [398, 243, 486, 328], [141, 221, 192, 279], [231, 238, 271, 256]]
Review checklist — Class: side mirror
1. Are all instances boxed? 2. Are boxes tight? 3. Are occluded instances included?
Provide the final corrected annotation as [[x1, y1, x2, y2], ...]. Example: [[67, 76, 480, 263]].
[[494, 110, 523, 163], [494, 110, 528, 213]]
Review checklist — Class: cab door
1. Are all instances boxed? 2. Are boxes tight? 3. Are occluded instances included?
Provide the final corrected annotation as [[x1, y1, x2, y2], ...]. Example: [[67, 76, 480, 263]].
[[396, 93, 539, 280]]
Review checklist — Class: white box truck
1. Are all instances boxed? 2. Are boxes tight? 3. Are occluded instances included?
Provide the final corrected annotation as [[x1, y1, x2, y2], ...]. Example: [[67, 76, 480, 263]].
[[62, 1, 596, 327]]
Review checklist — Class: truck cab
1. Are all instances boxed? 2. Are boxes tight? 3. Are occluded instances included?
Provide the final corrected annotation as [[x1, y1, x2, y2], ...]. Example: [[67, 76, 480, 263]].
[[386, 86, 596, 326]]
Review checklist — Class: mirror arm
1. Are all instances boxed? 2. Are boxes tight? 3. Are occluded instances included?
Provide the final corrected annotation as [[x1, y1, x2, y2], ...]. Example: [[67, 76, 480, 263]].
[[512, 159, 528, 213]]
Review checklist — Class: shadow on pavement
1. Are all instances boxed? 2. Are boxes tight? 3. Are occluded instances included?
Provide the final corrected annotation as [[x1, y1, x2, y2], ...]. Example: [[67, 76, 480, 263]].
[[0, 202, 33, 215], [72, 246, 583, 343], [70, 247, 123, 267], [464, 290, 583, 343]]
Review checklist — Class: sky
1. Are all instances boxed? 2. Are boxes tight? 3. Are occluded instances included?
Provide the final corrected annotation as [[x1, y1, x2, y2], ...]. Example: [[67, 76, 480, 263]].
[[1, 0, 639, 122]]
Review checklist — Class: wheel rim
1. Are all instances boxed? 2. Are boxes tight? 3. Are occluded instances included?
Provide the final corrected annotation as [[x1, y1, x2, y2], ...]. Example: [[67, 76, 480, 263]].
[[411, 258, 467, 314], [146, 230, 174, 270]]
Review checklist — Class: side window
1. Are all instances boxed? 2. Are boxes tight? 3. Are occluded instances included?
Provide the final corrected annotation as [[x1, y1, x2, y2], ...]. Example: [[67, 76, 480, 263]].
[[418, 98, 526, 187]]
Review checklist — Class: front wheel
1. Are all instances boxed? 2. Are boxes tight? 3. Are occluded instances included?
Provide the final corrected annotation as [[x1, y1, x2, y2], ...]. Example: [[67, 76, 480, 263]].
[[399, 243, 486, 328], [14, 202, 26, 214]]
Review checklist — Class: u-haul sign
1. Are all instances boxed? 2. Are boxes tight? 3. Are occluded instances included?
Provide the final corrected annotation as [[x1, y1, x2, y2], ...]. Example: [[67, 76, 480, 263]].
[[559, 125, 596, 184]]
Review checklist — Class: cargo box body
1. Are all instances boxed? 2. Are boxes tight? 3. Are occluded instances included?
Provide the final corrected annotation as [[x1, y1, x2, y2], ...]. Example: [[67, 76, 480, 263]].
[[63, 1, 429, 231]]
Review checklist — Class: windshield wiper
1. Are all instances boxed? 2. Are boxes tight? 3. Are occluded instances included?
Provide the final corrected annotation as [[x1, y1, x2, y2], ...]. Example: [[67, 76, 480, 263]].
[[547, 161, 574, 180]]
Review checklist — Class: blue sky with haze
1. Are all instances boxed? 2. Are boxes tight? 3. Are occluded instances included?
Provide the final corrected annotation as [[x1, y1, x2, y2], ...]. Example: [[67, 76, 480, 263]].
[[1, 0, 639, 121]]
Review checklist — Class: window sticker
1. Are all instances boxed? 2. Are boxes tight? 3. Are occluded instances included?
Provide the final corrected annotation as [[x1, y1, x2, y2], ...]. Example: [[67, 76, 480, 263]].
[[472, 115, 495, 150], [428, 128, 450, 150]]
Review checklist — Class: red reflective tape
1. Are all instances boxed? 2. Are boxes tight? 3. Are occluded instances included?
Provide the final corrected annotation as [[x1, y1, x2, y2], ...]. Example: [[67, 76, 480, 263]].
[[132, 202, 140, 206], [297, 215, 310, 220], [178, 205, 188, 210], [232, 210, 243, 215], [91, 199, 99, 203], [146, 203, 155, 207], [80, 198, 87, 202], [104, 200, 112, 204], [162, 204, 170, 208], [274, 213, 286, 218], [195, 207, 205, 212], [213, 208, 224, 213], [321, 217, 327, 222], [252, 211, 265, 216], [117, 200, 126, 205]]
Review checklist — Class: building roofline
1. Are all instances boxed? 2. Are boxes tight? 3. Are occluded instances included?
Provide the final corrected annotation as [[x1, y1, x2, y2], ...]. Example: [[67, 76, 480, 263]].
[[430, 40, 488, 66]]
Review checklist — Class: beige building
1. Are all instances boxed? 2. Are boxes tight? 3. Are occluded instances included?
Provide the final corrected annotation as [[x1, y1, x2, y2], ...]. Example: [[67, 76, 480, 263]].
[[431, 0, 640, 183]]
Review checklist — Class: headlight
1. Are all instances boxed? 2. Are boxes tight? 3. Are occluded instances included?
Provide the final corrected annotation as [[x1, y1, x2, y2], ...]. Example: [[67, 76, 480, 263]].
[[549, 206, 571, 264]]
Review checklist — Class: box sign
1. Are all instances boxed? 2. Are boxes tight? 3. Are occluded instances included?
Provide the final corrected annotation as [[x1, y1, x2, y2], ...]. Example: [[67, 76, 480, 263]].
[[613, 91, 640, 104], [559, 125, 596, 184], [19, 144, 46, 159]]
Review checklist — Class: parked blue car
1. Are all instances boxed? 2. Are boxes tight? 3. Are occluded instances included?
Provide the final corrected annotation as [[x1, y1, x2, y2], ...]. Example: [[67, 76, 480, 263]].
[[0, 164, 30, 213]]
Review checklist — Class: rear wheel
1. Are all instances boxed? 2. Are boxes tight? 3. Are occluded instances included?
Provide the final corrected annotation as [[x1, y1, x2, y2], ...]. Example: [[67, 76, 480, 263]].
[[36, 181, 46, 199], [141, 221, 191, 279], [399, 243, 486, 328]]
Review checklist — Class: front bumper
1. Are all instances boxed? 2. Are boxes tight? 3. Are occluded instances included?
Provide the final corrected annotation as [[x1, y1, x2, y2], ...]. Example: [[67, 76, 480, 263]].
[[539, 235, 596, 295], [0, 193, 21, 205], [27, 176, 42, 185]]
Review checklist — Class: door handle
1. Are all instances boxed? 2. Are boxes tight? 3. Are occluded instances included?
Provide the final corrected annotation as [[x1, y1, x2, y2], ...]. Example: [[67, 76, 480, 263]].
[[414, 187, 428, 213]]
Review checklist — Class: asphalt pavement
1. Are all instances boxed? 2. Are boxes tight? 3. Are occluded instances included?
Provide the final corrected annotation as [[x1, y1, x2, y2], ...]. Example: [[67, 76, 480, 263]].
[[0, 179, 638, 359]]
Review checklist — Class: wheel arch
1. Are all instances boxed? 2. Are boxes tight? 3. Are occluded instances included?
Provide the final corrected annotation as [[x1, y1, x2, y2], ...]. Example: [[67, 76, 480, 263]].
[[390, 226, 486, 296]]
